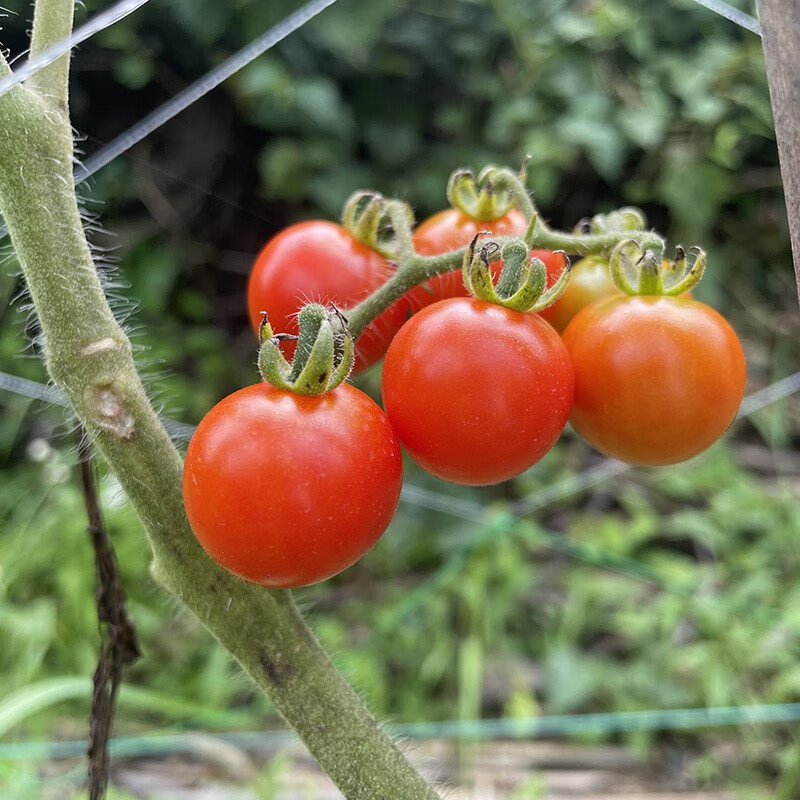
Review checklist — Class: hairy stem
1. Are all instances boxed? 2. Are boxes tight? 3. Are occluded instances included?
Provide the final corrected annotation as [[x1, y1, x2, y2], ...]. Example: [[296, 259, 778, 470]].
[[0, 5, 438, 798], [348, 250, 464, 337], [532, 227, 663, 255], [28, 0, 74, 111]]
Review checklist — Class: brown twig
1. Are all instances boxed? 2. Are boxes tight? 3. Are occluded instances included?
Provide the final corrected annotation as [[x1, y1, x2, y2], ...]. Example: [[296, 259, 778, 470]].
[[75, 425, 141, 800]]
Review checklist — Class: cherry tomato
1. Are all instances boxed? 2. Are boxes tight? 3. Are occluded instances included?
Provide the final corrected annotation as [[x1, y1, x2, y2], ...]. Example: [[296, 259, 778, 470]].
[[413, 208, 564, 303], [183, 382, 403, 587], [247, 221, 417, 373], [381, 298, 575, 485], [562, 296, 746, 465]]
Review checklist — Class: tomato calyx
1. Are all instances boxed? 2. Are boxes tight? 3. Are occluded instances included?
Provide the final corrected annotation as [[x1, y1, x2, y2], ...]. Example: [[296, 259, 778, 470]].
[[462, 233, 571, 312], [342, 191, 415, 260], [610, 240, 706, 296], [342, 191, 386, 253], [573, 207, 647, 236], [447, 163, 527, 222], [257, 303, 354, 395]]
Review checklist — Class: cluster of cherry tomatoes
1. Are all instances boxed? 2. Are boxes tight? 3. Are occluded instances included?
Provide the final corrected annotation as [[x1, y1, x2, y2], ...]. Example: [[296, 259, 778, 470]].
[[182, 175, 746, 589]]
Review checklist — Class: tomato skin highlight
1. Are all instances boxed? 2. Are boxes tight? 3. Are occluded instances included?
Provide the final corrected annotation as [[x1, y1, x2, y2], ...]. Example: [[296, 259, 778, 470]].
[[381, 298, 575, 486], [247, 221, 417, 373], [562, 296, 746, 466], [182, 383, 403, 587]]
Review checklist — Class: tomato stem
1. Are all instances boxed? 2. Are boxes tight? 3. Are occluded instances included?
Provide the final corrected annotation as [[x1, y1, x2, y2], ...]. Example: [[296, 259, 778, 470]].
[[27, 0, 73, 108]]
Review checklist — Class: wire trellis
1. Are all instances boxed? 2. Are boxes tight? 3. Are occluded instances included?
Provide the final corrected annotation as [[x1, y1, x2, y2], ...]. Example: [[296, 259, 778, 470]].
[[689, 0, 761, 35], [0, 0, 152, 99], [0, 0, 341, 241], [74, 0, 341, 183], [1, 701, 800, 761]]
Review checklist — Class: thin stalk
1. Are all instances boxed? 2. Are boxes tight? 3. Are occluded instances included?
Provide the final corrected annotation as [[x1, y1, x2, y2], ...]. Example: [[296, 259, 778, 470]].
[[349, 250, 464, 337], [531, 227, 663, 256]]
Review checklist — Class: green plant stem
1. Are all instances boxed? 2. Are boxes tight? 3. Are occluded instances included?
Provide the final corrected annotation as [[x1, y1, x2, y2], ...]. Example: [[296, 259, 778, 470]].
[[0, 4, 439, 798], [348, 251, 462, 337], [28, 0, 74, 111], [531, 227, 663, 256]]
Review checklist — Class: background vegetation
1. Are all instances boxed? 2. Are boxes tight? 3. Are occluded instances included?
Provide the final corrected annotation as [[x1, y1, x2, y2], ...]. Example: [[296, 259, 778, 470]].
[[1, 0, 798, 796]]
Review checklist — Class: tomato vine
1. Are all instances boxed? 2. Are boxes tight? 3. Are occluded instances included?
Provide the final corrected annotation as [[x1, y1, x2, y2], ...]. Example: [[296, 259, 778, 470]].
[[342, 165, 666, 340]]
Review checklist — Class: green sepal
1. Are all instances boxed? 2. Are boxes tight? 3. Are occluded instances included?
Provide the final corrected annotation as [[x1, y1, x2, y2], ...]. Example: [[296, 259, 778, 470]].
[[662, 245, 706, 296], [447, 165, 521, 221], [342, 191, 384, 249], [258, 303, 354, 396], [462, 234, 572, 312], [342, 191, 414, 260], [609, 240, 707, 296], [574, 207, 647, 236]]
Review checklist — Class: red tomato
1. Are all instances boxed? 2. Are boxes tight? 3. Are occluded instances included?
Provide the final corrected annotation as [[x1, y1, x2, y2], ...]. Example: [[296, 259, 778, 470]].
[[183, 383, 403, 587], [413, 208, 563, 302], [381, 298, 575, 485], [247, 221, 417, 373], [562, 296, 746, 465]]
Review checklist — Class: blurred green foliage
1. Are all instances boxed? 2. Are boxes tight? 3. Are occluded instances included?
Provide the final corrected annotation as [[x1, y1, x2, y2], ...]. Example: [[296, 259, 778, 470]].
[[0, 0, 798, 796]]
